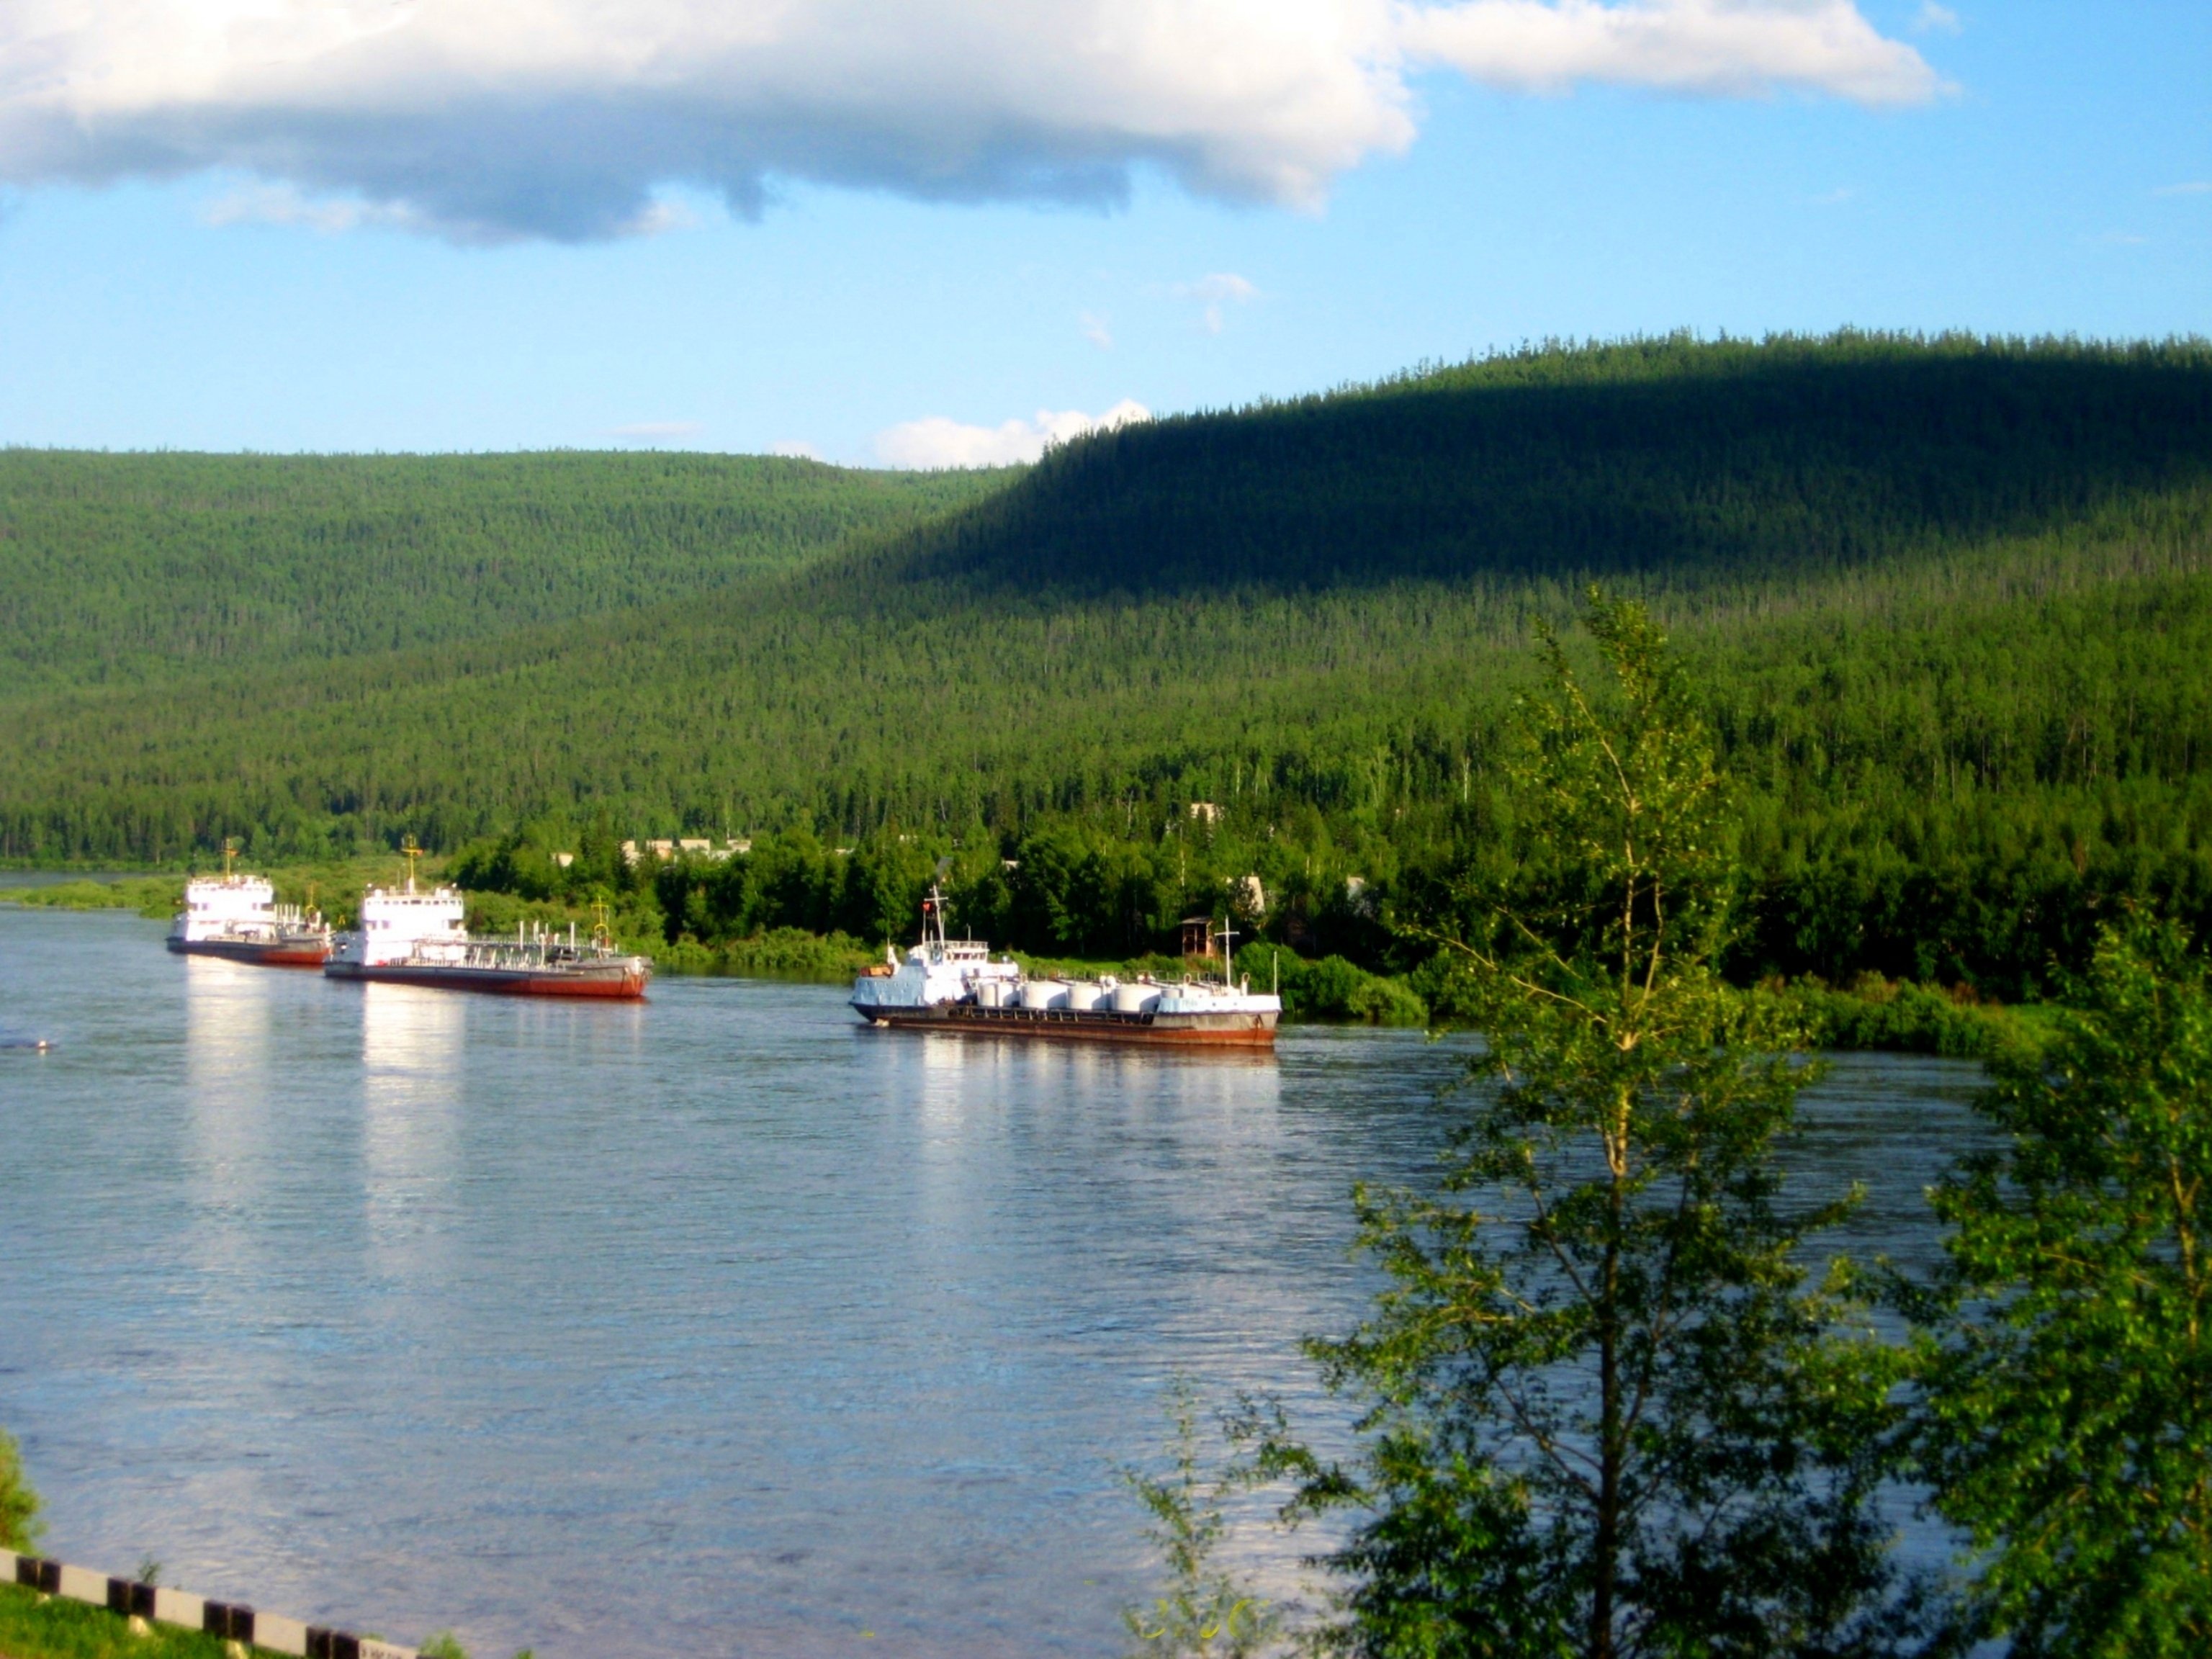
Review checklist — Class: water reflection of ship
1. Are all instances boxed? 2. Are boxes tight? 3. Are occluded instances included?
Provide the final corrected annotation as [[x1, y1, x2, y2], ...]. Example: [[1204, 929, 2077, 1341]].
[[361, 982, 465, 1259], [185, 950, 273, 1099], [184, 950, 277, 1231], [363, 979, 465, 1093]]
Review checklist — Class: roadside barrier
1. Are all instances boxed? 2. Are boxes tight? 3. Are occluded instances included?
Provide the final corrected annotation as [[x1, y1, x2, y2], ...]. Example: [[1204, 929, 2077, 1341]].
[[2, 1547, 418, 1659]]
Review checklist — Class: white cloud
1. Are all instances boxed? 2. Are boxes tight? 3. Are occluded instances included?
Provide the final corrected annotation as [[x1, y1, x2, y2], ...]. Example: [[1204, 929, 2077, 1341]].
[[1910, 2, 1961, 35], [610, 421, 704, 439], [624, 197, 701, 235], [0, 3, 1942, 243], [1402, 1, 1943, 104], [875, 400, 1152, 469], [1178, 273, 1261, 303], [203, 182, 426, 235], [1807, 184, 1856, 204], [1165, 271, 1259, 332], [770, 439, 824, 460], [2154, 181, 2212, 197], [1080, 311, 1115, 350], [204, 179, 695, 240]]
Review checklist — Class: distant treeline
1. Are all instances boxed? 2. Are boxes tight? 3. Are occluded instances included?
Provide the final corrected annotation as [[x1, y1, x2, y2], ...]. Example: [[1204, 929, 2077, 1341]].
[[7, 333, 2212, 1002]]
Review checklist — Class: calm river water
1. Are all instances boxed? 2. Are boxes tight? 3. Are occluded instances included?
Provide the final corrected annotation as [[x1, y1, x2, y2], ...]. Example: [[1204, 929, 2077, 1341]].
[[0, 907, 1985, 1658]]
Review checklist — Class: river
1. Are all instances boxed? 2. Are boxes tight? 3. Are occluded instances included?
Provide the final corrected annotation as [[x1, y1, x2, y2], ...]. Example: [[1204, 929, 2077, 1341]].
[[0, 906, 1986, 1658]]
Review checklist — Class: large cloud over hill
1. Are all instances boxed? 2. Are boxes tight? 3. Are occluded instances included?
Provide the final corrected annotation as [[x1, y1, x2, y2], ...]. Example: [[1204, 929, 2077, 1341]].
[[0, 1, 1941, 242]]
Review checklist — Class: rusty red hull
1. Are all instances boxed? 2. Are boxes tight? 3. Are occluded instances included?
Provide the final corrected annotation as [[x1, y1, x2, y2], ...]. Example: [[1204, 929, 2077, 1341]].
[[168, 937, 331, 969], [325, 961, 648, 999], [855, 1004, 1276, 1046]]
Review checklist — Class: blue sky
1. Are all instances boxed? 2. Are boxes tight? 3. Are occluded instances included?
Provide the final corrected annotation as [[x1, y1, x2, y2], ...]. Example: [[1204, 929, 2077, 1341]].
[[0, 1, 2203, 464]]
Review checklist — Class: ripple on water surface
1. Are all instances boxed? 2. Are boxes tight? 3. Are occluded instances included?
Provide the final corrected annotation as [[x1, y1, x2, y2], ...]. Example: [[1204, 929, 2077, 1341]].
[[0, 907, 1985, 1657]]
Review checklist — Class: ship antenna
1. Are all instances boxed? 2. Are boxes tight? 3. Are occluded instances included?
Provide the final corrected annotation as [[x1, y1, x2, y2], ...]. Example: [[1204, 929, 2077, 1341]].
[[1218, 914, 1236, 986], [593, 899, 611, 951], [222, 837, 237, 881], [400, 835, 422, 894]]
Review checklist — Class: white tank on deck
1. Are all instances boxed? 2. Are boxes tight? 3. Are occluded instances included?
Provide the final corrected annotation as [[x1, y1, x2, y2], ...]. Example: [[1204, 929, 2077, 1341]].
[[1064, 980, 1105, 1011], [1110, 981, 1161, 1015], [1020, 979, 1071, 1010], [974, 979, 1008, 1008]]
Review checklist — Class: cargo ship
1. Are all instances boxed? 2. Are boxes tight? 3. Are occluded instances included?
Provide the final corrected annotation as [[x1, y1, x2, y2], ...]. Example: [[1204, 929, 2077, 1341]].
[[851, 887, 1280, 1045], [324, 843, 652, 999], [167, 844, 332, 967]]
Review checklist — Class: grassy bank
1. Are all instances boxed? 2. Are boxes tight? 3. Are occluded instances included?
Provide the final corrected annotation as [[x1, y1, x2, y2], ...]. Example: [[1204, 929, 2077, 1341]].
[[0, 855, 436, 928], [0, 1584, 232, 1659], [0, 878, 179, 919], [1784, 974, 2058, 1059]]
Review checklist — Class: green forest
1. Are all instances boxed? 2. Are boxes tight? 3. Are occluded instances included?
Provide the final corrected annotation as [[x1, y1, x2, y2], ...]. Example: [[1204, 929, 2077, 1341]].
[[0, 449, 1007, 690], [6, 332, 2212, 1005]]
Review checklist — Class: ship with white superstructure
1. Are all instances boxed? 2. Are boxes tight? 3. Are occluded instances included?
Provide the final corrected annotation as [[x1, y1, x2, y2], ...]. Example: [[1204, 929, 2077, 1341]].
[[324, 841, 652, 999], [851, 886, 1280, 1046], [167, 842, 332, 967]]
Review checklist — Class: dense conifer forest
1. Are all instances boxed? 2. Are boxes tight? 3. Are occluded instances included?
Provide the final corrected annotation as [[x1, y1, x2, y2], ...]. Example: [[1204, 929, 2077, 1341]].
[[0, 449, 1007, 688], [6, 333, 2211, 1000]]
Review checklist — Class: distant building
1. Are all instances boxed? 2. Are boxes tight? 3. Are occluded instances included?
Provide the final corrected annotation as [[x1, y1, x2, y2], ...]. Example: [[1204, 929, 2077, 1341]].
[[1233, 874, 1267, 917], [1187, 801, 1221, 824], [624, 837, 748, 865], [1182, 917, 1215, 958]]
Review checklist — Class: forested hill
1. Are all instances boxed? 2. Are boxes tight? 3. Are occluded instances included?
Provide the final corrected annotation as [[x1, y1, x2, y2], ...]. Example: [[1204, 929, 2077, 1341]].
[[10, 333, 2212, 1000], [0, 449, 1009, 691], [858, 333, 2212, 601]]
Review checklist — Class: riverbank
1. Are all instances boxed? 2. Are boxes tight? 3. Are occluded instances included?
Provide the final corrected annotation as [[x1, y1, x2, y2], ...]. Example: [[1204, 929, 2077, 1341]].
[[0, 1583, 232, 1659], [0, 856, 418, 931], [0, 874, 2056, 1052]]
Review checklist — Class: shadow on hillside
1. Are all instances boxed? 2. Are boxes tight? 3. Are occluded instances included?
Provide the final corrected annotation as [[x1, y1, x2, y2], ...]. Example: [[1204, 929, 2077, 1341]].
[[868, 341, 2212, 603]]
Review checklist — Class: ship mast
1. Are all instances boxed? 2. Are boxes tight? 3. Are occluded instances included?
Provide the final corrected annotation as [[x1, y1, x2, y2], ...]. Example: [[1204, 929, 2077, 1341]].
[[400, 835, 423, 896], [921, 883, 949, 953]]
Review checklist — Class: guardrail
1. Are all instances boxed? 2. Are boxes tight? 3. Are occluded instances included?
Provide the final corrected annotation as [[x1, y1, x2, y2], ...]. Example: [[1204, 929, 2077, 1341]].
[[3, 1547, 418, 1659]]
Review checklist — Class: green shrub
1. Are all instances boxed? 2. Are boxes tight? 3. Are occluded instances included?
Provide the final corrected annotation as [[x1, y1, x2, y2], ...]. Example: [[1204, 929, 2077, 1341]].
[[1237, 943, 1428, 1026], [1782, 974, 2041, 1058], [0, 1431, 40, 1551]]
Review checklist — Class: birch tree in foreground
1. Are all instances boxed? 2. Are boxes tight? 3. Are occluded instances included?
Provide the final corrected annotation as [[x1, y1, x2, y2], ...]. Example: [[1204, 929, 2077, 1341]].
[[1910, 921, 2212, 1657], [1276, 594, 1948, 1659]]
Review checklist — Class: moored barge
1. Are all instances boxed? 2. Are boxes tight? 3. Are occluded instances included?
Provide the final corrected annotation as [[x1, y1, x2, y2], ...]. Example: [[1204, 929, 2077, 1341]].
[[324, 844, 651, 999], [851, 887, 1279, 1045], [167, 844, 332, 967]]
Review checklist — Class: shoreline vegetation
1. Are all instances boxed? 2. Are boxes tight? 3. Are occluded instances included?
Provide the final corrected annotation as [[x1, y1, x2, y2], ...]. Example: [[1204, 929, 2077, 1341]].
[[0, 868, 2049, 1053]]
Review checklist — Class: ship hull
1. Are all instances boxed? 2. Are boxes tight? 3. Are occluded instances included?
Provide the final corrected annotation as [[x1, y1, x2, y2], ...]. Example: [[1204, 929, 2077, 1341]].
[[168, 936, 331, 969], [853, 1002, 1277, 1046], [325, 961, 648, 999]]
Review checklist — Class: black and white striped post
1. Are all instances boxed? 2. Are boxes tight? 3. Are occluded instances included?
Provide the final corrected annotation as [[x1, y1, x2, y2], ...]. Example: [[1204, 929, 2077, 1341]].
[[3, 1547, 419, 1659]]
